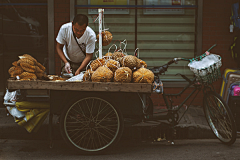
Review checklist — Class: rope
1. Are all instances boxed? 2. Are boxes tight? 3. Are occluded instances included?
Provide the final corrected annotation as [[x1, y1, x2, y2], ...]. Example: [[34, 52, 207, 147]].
[[108, 60, 120, 69], [114, 67, 130, 82], [108, 44, 117, 53], [138, 74, 144, 83], [134, 48, 139, 58], [94, 50, 99, 59], [122, 56, 126, 67], [92, 14, 99, 23], [120, 39, 127, 54]]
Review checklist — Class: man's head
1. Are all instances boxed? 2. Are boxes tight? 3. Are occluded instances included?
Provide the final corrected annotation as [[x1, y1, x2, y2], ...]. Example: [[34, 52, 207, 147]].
[[72, 14, 88, 38]]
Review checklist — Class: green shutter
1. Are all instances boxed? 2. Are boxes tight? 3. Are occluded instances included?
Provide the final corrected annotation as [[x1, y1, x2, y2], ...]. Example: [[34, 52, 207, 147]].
[[76, 0, 197, 80]]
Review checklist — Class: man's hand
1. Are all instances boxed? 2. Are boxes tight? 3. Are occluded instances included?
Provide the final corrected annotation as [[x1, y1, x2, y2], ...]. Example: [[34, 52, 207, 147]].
[[75, 69, 81, 75], [64, 62, 72, 73], [75, 53, 93, 76]]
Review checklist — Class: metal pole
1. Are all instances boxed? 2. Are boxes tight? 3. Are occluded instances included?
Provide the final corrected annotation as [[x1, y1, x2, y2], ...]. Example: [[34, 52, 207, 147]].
[[98, 9, 104, 59]]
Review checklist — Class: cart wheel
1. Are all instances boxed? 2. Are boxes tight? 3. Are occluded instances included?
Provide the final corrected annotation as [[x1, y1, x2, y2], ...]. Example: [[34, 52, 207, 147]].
[[60, 96, 124, 154], [203, 91, 237, 145]]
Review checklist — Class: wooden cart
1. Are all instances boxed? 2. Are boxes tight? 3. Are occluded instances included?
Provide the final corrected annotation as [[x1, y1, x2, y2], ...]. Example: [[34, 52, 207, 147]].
[[7, 79, 152, 154]]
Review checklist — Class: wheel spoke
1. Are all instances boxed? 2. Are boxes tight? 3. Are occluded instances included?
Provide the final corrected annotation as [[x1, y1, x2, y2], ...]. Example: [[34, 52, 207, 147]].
[[83, 98, 95, 121], [97, 124, 117, 136], [207, 98, 233, 138], [204, 92, 236, 145], [66, 128, 87, 132], [77, 102, 91, 121], [217, 119, 232, 139], [62, 97, 122, 152], [67, 115, 89, 125], [74, 129, 91, 145], [96, 110, 115, 125], [94, 127, 109, 144], [71, 104, 91, 121], [92, 127, 113, 141], [93, 103, 110, 121]]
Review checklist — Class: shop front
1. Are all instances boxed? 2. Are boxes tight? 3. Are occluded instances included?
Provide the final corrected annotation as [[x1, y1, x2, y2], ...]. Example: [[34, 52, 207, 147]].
[[72, 0, 199, 82]]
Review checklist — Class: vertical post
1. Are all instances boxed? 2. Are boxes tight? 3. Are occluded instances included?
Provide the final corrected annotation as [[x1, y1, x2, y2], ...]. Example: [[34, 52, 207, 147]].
[[98, 9, 104, 59], [70, 0, 75, 21], [196, 0, 203, 56], [135, 0, 137, 50], [48, 0, 55, 74], [142, 94, 146, 110], [48, 90, 53, 148]]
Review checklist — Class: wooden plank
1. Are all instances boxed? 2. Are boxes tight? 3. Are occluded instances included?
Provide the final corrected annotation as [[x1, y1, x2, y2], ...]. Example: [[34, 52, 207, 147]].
[[7, 80, 153, 93]]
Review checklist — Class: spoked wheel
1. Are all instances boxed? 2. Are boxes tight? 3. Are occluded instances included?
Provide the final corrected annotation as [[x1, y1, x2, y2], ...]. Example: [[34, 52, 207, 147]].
[[60, 96, 124, 154], [203, 91, 237, 145]]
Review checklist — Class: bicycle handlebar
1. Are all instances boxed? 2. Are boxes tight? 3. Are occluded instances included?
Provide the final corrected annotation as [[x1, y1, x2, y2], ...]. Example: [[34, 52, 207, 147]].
[[167, 44, 217, 65], [150, 44, 217, 76]]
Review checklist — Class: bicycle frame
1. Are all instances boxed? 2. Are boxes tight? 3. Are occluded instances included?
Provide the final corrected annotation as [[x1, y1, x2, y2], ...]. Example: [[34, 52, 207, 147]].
[[145, 44, 219, 127], [147, 75, 215, 126]]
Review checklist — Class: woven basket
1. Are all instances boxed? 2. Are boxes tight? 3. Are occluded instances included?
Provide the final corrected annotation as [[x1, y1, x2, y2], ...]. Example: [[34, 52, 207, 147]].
[[188, 54, 222, 84]]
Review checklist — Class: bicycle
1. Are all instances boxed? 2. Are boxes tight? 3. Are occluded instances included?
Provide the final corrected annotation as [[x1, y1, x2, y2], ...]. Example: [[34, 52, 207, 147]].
[[146, 44, 237, 145], [57, 45, 237, 154]]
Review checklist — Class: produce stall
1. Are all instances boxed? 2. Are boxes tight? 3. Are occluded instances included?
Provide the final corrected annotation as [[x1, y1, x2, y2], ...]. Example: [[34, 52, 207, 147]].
[[6, 79, 153, 153], [4, 9, 156, 154], [7, 79, 152, 118]]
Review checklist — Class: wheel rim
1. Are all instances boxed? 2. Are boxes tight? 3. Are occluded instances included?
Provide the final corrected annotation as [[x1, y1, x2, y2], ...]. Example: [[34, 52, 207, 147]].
[[63, 97, 120, 151], [205, 94, 233, 142]]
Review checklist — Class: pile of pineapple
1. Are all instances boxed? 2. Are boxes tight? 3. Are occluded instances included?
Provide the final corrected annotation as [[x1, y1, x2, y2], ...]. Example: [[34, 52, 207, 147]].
[[8, 54, 48, 80], [83, 51, 154, 84]]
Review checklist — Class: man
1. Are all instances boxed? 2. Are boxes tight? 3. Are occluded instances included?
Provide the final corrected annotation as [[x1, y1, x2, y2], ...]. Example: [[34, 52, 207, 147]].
[[56, 14, 96, 76]]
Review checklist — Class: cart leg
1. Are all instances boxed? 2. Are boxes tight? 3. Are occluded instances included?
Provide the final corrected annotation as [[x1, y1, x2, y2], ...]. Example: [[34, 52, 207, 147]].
[[168, 126, 175, 145], [48, 112, 54, 148]]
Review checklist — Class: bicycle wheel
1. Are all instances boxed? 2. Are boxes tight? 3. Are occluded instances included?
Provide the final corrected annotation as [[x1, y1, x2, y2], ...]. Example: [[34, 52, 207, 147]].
[[60, 96, 124, 154], [203, 91, 237, 145]]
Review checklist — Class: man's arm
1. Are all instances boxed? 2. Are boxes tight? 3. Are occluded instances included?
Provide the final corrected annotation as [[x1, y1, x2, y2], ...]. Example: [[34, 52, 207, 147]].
[[56, 42, 68, 63], [56, 42, 72, 73], [75, 53, 93, 75]]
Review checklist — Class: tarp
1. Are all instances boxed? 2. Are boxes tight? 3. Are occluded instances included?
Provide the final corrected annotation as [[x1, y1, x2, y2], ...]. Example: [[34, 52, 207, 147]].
[[13, 101, 50, 133]]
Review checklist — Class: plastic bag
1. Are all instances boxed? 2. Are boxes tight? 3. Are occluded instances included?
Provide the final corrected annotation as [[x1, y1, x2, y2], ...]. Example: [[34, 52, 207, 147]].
[[3, 89, 18, 105], [188, 54, 222, 76], [66, 72, 84, 82], [6, 106, 25, 119], [153, 79, 163, 93], [3, 89, 25, 119], [62, 72, 74, 78]]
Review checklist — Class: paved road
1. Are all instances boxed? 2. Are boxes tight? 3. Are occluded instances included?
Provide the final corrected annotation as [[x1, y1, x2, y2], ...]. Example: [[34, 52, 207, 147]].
[[1, 105, 240, 160], [0, 105, 216, 140], [0, 139, 240, 160]]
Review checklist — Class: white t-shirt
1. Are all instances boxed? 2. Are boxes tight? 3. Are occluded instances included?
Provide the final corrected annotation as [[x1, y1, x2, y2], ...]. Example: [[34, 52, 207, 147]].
[[56, 22, 96, 63]]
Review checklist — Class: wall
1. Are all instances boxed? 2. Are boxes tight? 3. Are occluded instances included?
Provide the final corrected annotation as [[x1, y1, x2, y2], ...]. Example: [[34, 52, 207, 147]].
[[53, 0, 238, 107], [54, 0, 70, 74], [151, 0, 239, 107]]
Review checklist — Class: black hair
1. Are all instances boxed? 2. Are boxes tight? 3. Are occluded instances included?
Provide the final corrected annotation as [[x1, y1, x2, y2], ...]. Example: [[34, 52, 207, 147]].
[[72, 14, 88, 26]]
